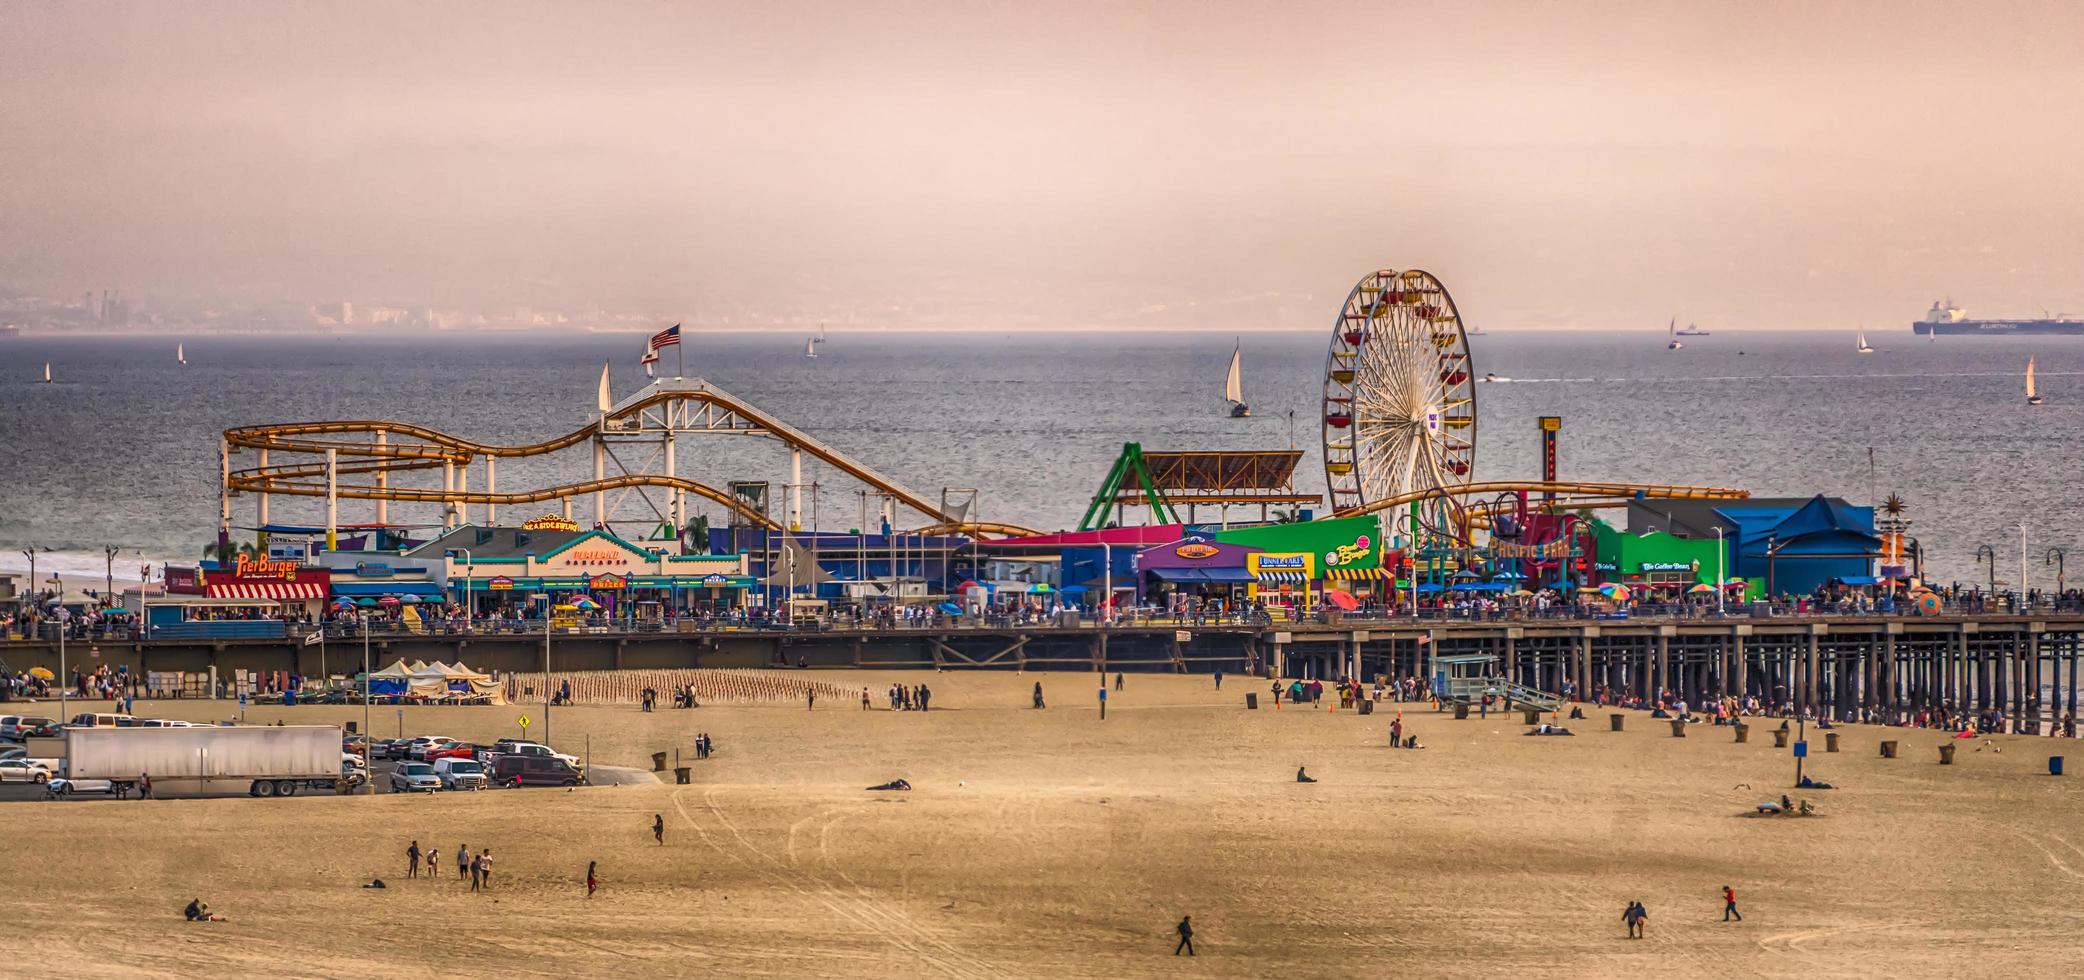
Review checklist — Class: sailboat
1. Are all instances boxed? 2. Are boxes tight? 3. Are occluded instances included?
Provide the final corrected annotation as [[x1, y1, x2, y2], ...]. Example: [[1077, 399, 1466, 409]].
[[803, 337, 818, 359], [1855, 331, 1874, 354], [2027, 356, 2043, 405], [1224, 340, 1250, 417], [596, 361, 612, 413], [1666, 317, 1682, 350], [1676, 322, 1710, 336], [42, 361, 52, 383], [176, 342, 187, 365]]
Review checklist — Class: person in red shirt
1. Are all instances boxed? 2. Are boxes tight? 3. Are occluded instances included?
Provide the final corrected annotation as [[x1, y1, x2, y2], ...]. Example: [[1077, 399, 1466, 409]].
[[1723, 884, 1742, 921]]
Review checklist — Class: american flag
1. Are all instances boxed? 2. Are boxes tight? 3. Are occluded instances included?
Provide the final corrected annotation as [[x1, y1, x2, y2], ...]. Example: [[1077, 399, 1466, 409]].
[[647, 323, 681, 353]]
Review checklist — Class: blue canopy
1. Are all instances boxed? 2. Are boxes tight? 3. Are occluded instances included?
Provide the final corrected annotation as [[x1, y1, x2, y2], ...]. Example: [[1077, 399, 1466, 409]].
[[1150, 567, 1256, 584]]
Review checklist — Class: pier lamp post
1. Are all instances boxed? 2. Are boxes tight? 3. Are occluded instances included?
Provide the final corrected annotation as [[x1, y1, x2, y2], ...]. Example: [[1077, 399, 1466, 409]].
[[2045, 548, 2067, 607], [1974, 544, 1996, 606], [47, 581, 67, 720], [532, 592, 553, 747], [1714, 527, 1726, 617], [446, 548, 474, 630]]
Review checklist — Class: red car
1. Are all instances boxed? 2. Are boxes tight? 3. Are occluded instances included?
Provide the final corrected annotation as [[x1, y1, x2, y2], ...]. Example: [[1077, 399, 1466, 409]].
[[423, 743, 481, 763]]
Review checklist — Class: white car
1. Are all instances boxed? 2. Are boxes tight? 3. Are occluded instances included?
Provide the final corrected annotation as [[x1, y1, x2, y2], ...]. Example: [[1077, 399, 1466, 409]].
[[0, 759, 52, 783], [406, 737, 457, 761], [433, 757, 487, 791], [45, 777, 116, 797], [389, 762, 440, 793]]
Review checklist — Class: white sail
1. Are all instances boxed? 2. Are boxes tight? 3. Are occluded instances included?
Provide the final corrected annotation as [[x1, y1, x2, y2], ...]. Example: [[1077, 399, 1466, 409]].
[[2027, 356, 2038, 398], [43, 361, 51, 382], [177, 342, 186, 364], [596, 360, 612, 413], [804, 337, 817, 358], [1224, 342, 1244, 404], [1855, 331, 1872, 352]]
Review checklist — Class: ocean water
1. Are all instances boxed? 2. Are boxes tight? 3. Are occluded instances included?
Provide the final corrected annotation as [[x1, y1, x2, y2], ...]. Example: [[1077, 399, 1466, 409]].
[[1, 328, 2076, 588]]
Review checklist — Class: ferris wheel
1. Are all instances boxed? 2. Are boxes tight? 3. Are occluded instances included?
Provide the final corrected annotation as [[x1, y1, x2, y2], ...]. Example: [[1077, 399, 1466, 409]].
[[1321, 269, 1478, 514]]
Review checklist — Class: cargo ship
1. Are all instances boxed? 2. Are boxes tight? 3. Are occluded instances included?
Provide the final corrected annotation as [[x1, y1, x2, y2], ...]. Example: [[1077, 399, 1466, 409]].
[[1914, 300, 2084, 335]]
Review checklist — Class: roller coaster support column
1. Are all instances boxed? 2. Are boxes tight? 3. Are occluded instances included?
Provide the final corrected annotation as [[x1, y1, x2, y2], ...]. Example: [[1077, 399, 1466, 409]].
[[664, 429, 678, 533], [592, 439, 606, 528], [256, 447, 270, 528], [374, 431, 389, 526], [791, 450, 804, 531], [325, 447, 339, 551], [441, 460, 456, 528], [457, 458, 469, 526], [485, 457, 497, 526]]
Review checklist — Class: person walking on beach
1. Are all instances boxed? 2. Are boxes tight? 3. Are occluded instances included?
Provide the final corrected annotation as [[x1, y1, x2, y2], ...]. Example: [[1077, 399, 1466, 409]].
[[139, 772, 152, 800], [407, 840, 421, 878], [1033, 681, 1045, 709], [654, 813, 665, 845], [469, 852, 482, 892], [456, 843, 469, 880], [1722, 885, 1741, 921], [427, 846, 441, 878], [861, 687, 870, 710], [1214, 670, 1223, 691], [808, 688, 815, 710], [586, 861, 599, 899], [1623, 901, 1648, 938], [478, 849, 492, 890], [1115, 671, 1124, 692], [1174, 914, 1195, 956]]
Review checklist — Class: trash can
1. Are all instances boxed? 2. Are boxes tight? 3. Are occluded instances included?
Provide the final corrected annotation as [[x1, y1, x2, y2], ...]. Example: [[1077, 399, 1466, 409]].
[[1453, 703, 1470, 720], [1245, 692, 1259, 710], [1521, 708, 1541, 725], [674, 767, 691, 785], [1669, 719, 1687, 737], [1733, 723, 1748, 743], [651, 751, 668, 772], [2051, 756, 2065, 776], [1358, 700, 1374, 716], [1609, 713, 1624, 732], [1825, 732, 1840, 753], [1880, 740, 1898, 759], [1772, 729, 1789, 749], [1938, 743, 1956, 765]]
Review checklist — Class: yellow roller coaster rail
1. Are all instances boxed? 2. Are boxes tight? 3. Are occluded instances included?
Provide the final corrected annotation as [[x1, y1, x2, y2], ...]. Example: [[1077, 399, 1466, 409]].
[[222, 378, 1044, 538], [1336, 480, 1751, 519]]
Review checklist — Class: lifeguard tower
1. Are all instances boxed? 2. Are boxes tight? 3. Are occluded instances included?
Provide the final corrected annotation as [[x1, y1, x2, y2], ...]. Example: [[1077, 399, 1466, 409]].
[[1429, 650, 1562, 712]]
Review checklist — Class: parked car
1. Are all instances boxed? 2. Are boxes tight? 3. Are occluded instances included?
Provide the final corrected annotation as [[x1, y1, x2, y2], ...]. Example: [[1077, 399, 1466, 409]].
[[492, 753, 583, 788], [66, 713, 136, 729], [424, 743, 479, 763], [378, 739, 412, 760], [406, 736, 458, 761], [2, 715, 59, 740], [433, 757, 488, 791], [0, 747, 25, 761], [389, 762, 440, 793], [45, 777, 117, 797], [489, 739, 581, 767], [0, 759, 52, 783]]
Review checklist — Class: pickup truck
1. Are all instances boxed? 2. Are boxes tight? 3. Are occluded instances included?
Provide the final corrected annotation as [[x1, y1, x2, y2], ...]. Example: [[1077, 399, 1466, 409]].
[[487, 739, 580, 767]]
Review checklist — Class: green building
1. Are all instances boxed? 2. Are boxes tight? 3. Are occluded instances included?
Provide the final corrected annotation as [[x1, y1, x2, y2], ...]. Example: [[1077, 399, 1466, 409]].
[[1591, 518, 1746, 597]]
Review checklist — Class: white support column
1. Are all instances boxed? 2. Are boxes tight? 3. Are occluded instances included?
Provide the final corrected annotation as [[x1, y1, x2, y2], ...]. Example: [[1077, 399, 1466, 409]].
[[593, 439, 607, 527], [374, 431, 389, 526], [325, 448, 339, 551], [486, 457, 497, 526], [456, 459, 470, 526], [256, 447, 270, 527], [442, 461, 456, 528], [562, 496, 573, 520]]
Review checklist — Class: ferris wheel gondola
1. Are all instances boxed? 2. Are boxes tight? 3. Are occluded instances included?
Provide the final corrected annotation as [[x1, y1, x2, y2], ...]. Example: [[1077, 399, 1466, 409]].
[[1321, 269, 1478, 515]]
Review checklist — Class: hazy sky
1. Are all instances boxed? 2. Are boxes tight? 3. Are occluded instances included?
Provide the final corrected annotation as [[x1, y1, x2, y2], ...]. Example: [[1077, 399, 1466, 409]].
[[4, 0, 2082, 329]]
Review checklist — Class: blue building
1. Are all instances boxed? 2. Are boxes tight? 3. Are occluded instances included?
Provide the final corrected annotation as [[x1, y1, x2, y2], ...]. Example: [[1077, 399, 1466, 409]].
[[1627, 495, 1880, 597]]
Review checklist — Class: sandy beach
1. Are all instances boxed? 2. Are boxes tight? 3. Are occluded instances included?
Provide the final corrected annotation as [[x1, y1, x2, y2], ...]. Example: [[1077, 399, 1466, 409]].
[[5, 671, 2080, 978]]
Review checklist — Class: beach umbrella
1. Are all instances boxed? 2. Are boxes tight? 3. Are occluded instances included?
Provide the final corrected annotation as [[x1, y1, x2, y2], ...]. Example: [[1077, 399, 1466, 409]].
[[1688, 584, 1716, 594], [355, 597, 379, 608], [1451, 568, 1481, 580], [376, 595, 401, 608], [29, 666, 54, 680], [397, 594, 419, 604], [1490, 571, 1525, 581], [571, 597, 600, 610], [1511, 589, 1535, 597], [1916, 592, 1943, 614], [1324, 589, 1361, 611], [332, 598, 356, 609], [938, 602, 963, 616]]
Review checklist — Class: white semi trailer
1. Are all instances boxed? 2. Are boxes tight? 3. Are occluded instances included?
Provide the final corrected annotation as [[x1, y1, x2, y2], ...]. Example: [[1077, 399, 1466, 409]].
[[65, 725, 345, 797]]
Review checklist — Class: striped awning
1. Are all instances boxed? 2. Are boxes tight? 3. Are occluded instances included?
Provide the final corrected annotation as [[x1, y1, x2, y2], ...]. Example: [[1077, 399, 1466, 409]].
[[1256, 570, 1309, 584], [1325, 566, 1384, 582], [205, 581, 327, 600]]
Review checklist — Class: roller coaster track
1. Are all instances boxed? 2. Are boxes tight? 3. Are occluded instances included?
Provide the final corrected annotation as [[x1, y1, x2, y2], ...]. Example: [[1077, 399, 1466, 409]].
[[1338, 480, 1750, 519], [223, 379, 1043, 538]]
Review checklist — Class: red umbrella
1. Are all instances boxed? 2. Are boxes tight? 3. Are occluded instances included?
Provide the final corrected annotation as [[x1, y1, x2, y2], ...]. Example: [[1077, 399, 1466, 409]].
[[376, 595, 401, 608], [1325, 589, 1361, 611]]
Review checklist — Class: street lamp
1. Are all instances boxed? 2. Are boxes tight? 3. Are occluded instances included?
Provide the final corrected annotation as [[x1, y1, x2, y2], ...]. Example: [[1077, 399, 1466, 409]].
[[2045, 547, 2067, 605], [1714, 526, 1726, 616], [1974, 544, 1996, 604], [47, 575, 67, 719], [446, 548, 474, 629]]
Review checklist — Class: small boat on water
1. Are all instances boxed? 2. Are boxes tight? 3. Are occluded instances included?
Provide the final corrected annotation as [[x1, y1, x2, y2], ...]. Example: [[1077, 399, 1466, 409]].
[[804, 337, 818, 359], [1666, 318, 1682, 350], [1855, 331, 1874, 354], [2027, 356, 2043, 405], [1677, 322, 1710, 336], [1482, 373, 1509, 383], [177, 342, 187, 365], [1224, 339, 1250, 417], [42, 361, 52, 383]]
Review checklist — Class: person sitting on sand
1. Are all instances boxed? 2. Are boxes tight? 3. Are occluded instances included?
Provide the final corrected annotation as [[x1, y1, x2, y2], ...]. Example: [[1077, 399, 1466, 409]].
[[867, 779, 913, 791], [1295, 767, 1316, 783], [183, 899, 226, 922], [1797, 775, 1834, 789], [1033, 682, 1045, 709]]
